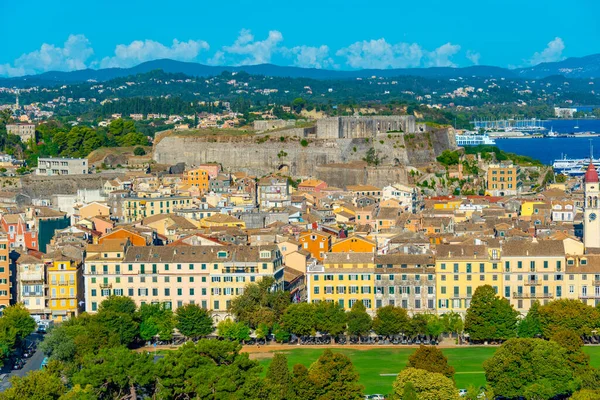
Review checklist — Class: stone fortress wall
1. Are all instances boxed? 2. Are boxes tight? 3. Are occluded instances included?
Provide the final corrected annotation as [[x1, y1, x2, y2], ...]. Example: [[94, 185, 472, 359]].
[[153, 116, 457, 187]]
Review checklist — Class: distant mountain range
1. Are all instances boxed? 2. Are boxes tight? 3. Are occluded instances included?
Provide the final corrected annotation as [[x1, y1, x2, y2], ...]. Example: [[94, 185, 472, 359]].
[[2, 54, 600, 86]]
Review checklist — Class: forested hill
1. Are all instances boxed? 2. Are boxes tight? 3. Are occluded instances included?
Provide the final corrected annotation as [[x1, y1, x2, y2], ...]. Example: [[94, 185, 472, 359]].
[[2, 53, 600, 86], [2, 69, 599, 113]]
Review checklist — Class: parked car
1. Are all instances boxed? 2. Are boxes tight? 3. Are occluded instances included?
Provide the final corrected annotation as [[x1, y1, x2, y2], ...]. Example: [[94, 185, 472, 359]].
[[371, 395, 385, 400], [12, 359, 25, 370], [459, 389, 468, 397]]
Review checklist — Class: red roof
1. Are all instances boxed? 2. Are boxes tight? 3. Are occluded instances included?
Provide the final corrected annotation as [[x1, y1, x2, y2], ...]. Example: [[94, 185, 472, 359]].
[[585, 162, 599, 183]]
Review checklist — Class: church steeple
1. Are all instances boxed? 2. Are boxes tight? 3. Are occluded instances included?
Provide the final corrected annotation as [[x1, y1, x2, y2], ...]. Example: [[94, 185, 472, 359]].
[[585, 162, 599, 183]]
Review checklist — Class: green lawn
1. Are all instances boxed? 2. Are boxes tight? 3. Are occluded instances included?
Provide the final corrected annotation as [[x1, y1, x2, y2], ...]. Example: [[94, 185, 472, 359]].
[[258, 346, 600, 396]]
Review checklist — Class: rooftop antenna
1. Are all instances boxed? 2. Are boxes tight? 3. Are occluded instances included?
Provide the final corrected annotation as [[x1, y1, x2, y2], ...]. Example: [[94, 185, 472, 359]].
[[590, 139, 594, 161]]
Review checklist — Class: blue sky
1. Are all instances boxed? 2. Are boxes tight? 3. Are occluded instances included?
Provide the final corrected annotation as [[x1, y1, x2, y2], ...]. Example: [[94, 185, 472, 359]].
[[1, 0, 599, 77]]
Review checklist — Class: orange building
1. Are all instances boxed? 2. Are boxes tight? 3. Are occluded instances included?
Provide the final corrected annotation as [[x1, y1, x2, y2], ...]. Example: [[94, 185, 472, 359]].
[[185, 168, 210, 193], [98, 227, 150, 246], [0, 231, 10, 307], [298, 231, 332, 261], [331, 235, 376, 253]]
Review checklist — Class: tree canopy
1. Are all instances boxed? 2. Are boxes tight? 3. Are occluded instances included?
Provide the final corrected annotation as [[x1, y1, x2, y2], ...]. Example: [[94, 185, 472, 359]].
[[407, 346, 455, 379], [464, 285, 518, 342], [392, 368, 458, 400], [483, 338, 578, 399]]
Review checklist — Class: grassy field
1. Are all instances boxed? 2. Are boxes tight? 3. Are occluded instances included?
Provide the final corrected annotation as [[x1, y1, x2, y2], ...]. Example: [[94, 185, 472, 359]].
[[257, 346, 600, 396]]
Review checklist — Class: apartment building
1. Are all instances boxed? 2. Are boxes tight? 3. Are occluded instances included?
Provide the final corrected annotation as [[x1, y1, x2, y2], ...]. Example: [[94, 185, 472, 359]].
[[0, 232, 11, 307], [185, 168, 210, 192], [486, 162, 521, 196], [435, 244, 502, 315], [257, 176, 291, 210], [36, 157, 88, 176], [15, 251, 47, 319], [46, 252, 83, 321], [374, 253, 436, 313], [564, 254, 600, 306], [84, 243, 284, 320], [502, 240, 565, 314], [122, 195, 193, 223], [306, 252, 376, 312]]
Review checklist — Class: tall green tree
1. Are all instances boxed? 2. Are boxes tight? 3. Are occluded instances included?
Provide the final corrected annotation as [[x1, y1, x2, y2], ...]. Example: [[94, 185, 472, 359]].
[[266, 353, 291, 399], [98, 296, 137, 315], [155, 340, 263, 399], [483, 338, 578, 399], [464, 285, 518, 342], [517, 300, 543, 338], [217, 319, 251, 341], [175, 304, 214, 338], [346, 301, 372, 337], [72, 347, 155, 399], [1, 303, 36, 342], [372, 305, 409, 336], [407, 346, 455, 379], [308, 350, 364, 400], [282, 303, 315, 337], [0, 370, 67, 400], [228, 277, 290, 328], [538, 299, 600, 338], [314, 301, 347, 336], [441, 312, 464, 335], [291, 364, 315, 400], [392, 368, 458, 400], [138, 303, 174, 341]]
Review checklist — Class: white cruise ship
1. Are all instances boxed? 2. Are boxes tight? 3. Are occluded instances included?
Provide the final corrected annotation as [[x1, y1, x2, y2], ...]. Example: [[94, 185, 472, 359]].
[[455, 133, 496, 146]]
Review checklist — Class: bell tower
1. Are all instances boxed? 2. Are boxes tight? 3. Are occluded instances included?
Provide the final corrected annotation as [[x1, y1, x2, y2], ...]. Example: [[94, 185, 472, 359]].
[[584, 162, 600, 251]]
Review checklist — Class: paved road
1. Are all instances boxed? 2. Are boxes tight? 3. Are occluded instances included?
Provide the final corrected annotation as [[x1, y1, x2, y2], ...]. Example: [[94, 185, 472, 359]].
[[0, 333, 44, 392]]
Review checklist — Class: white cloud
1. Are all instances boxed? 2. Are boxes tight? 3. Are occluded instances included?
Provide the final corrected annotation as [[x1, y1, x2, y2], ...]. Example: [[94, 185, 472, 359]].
[[282, 45, 335, 69], [100, 39, 209, 68], [425, 43, 461, 67], [0, 34, 94, 77], [221, 29, 283, 65], [466, 50, 481, 65], [206, 51, 225, 66], [529, 37, 565, 65], [336, 39, 424, 69]]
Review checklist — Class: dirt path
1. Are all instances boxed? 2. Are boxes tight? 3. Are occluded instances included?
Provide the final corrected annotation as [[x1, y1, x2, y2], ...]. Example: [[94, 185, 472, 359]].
[[136, 341, 486, 355]]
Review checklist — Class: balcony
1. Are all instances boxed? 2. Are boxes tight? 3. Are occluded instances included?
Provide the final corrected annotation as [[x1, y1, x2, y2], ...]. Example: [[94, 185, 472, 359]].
[[513, 291, 553, 299], [222, 267, 257, 274], [593, 281, 600, 287], [524, 279, 542, 286], [55, 281, 75, 286], [99, 283, 112, 289]]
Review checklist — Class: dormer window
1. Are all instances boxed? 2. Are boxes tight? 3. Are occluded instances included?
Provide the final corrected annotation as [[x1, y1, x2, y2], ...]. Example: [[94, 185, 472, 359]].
[[260, 251, 271, 259], [581, 259, 588, 265], [217, 251, 228, 258]]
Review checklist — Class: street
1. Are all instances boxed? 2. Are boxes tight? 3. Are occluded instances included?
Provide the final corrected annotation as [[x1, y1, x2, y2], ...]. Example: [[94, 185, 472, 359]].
[[0, 333, 44, 392]]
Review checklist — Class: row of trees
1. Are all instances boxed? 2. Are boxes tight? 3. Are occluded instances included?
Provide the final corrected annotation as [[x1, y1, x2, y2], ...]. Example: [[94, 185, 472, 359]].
[[463, 285, 600, 343], [228, 277, 464, 340], [2, 339, 366, 400], [39, 296, 215, 363]]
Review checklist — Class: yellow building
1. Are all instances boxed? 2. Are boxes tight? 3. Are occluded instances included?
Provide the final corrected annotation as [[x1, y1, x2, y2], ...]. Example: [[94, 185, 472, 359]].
[[435, 244, 502, 315], [46, 252, 83, 321], [486, 162, 521, 196], [306, 252, 376, 312], [502, 240, 565, 314], [520, 201, 546, 218], [123, 195, 193, 223], [432, 200, 462, 210], [564, 254, 600, 306], [185, 168, 210, 192]]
